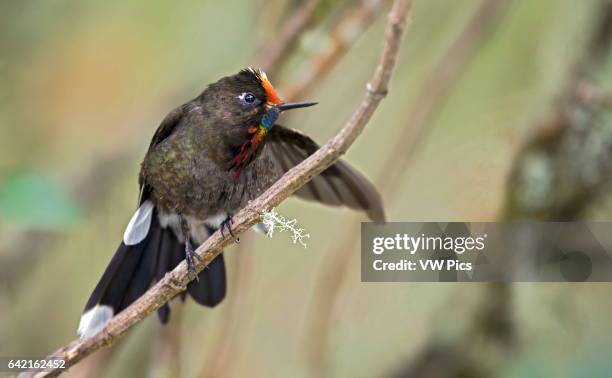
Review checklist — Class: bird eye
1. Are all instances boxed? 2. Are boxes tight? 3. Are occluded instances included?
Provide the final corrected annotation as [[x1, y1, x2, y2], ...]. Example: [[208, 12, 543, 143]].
[[238, 92, 258, 105], [244, 93, 255, 103]]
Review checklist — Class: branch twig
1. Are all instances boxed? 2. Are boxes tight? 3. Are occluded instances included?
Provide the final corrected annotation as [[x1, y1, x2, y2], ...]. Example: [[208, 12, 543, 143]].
[[256, 0, 321, 76], [304, 1, 512, 374], [18, 1, 412, 376], [283, 0, 386, 101]]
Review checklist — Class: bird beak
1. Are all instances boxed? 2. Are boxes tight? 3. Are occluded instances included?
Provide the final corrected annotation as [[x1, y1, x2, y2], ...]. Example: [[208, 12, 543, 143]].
[[258, 101, 317, 134], [275, 101, 318, 112]]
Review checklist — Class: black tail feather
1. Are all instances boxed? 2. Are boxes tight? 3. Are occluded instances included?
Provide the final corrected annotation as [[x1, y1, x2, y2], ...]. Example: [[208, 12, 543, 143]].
[[155, 227, 176, 324], [154, 226, 187, 322], [188, 225, 227, 307], [120, 217, 162, 309], [188, 253, 227, 307], [83, 209, 162, 317], [81, 206, 228, 336]]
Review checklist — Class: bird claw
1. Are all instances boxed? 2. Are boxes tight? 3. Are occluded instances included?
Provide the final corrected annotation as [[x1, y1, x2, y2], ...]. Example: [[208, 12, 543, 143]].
[[185, 243, 203, 281], [220, 214, 238, 243]]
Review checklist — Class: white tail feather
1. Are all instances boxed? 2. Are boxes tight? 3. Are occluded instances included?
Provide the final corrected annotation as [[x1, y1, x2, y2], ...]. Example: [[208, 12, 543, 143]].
[[78, 305, 114, 339], [123, 200, 154, 245]]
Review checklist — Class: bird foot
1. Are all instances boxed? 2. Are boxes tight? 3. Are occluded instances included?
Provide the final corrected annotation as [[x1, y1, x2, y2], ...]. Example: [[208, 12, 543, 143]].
[[221, 214, 240, 244], [185, 242, 204, 281]]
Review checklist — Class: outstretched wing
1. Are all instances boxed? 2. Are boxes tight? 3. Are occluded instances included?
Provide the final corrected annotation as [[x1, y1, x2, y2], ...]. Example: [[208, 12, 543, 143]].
[[265, 125, 385, 222]]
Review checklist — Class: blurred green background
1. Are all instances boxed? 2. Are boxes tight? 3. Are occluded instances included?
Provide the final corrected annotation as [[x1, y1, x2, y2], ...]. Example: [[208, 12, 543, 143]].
[[2, 0, 612, 377]]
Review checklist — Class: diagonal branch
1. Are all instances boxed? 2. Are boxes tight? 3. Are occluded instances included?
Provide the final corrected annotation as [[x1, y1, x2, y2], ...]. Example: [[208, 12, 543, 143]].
[[18, 1, 412, 377], [304, 1, 512, 375]]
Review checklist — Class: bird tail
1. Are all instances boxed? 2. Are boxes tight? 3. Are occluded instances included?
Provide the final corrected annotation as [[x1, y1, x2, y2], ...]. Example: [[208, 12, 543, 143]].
[[78, 200, 226, 339]]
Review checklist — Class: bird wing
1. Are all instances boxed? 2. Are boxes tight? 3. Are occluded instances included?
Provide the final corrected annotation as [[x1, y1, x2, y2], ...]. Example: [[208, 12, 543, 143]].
[[264, 125, 385, 222], [147, 104, 187, 149], [138, 104, 187, 204]]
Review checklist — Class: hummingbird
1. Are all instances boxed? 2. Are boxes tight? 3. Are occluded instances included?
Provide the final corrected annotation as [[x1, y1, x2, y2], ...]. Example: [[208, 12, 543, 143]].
[[78, 68, 385, 338]]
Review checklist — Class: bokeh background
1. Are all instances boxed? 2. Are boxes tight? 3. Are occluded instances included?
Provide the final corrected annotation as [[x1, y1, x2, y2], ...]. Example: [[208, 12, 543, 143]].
[[2, 0, 612, 377]]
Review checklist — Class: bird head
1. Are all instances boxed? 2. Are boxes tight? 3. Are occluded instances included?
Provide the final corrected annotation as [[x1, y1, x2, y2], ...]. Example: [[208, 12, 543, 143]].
[[200, 68, 316, 177]]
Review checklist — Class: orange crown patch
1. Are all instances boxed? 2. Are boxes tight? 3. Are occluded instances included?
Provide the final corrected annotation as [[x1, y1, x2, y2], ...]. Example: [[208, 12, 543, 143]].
[[246, 67, 283, 105]]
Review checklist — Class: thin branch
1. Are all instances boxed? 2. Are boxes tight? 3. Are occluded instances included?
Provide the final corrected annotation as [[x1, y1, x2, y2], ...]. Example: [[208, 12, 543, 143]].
[[283, 0, 386, 101], [256, 0, 321, 76], [303, 1, 512, 375], [574, 80, 612, 108], [385, 0, 512, 187], [18, 1, 412, 377]]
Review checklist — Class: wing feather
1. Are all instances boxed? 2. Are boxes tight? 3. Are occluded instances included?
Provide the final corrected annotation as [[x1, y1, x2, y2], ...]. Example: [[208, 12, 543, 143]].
[[138, 104, 188, 204], [265, 125, 385, 221]]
